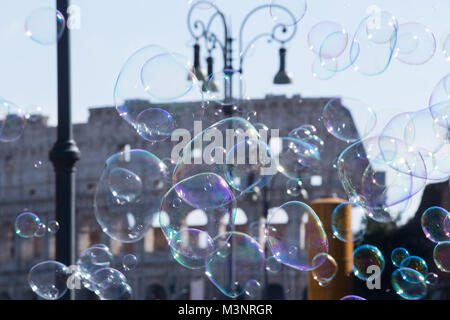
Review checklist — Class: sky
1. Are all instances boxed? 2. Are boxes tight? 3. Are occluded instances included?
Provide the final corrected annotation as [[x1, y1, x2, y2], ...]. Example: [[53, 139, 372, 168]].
[[0, 0, 449, 126]]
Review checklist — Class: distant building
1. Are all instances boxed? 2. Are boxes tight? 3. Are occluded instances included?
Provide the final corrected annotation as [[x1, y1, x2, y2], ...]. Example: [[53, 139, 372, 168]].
[[0, 94, 361, 300]]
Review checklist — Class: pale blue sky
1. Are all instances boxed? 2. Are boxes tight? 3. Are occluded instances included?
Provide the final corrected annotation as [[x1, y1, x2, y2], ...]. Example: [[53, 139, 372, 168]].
[[0, 0, 449, 127]]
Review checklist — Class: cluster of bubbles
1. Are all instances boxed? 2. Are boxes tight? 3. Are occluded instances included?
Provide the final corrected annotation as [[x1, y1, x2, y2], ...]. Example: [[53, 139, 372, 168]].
[[15, 211, 59, 239], [28, 244, 135, 300], [308, 10, 439, 80]]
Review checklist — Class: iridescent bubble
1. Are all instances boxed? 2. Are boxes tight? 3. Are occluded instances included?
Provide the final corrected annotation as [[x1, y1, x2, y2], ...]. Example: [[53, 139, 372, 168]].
[[312, 253, 338, 286], [270, 137, 321, 180], [322, 97, 377, 143], [108, 167, 143, 204], [319, 30, 360, 73], [91, 267, 127, 293], [77, 246, 113, 288], [122, 254, 137, 271], [442, 33, 450, 61], [353, 244, 385, 281], [269, 0, 307, 27], [312, 56, 336, 80], [400, 256, 428, 276], [160, 173, 236, 241], [340, 295, 366, 300], [351, 12, 398, 76], [365, 11, 399, 44], [266, 201, 328, 271], [15, 212, 40, 238], [169, 228, 213, 269], [391, 267, 427, 300], [34, 223, 47, 238], [28, 261, 69, 300], [136, 108, 174, 143], [47, 220, 59, 234], [244, 279, 262, 298], [94, 149, 169, 243], [285, 179, 303, 197], [289, 125, 324, 153], [391, 247, 410, 267], [0, 98, 26, 142], [25, 7, 65, 45], [338, 136, 427, 222], [307, 21, 348, 58], [429, 73, 450, 107], [114, 45, 204, 140], [425, 272, 439, 285], [433, 241, 450, 272], [206, 232, 265, 298], [97, 281, 132, 300], [265, 256, 282, 273], [394, 23, 436, 65], [172, 117, 260, 200], [421, 207, 450, 243], [331, 202, 368, 243], [224, 138, 275, 193]]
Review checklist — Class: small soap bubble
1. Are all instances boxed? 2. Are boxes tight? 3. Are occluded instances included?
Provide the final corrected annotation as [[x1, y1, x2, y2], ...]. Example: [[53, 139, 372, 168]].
[[47, 220, 60, 234], [122, 254, 138, 271]]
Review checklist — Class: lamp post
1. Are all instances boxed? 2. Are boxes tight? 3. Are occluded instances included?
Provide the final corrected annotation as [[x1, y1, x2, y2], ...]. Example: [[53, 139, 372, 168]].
[[187, 1, 298, 111], [187, 0, 298, 299], [49, 0, 80, 300]]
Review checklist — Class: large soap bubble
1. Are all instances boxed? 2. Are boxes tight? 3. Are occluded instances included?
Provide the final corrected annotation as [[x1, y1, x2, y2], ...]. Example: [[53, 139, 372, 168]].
[[94, 149, 169, 243], [28, 261, 69, 300], [266, 201, 328, 271], [353, 244, 385, 281], [206, 232, 265, 298], [391, 268, 427, 300], [421, 207, 450, 243], [160, 172, 236, 241], [394, 23, 436, 65], [25, 7, 66, 45], [433, 241, 450, 272], [0, 98, 26, 142], [114, 45, 204, 143]]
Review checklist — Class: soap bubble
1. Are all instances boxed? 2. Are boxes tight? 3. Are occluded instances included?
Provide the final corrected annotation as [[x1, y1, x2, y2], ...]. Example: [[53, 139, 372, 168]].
[[266, 201, 328, 271], [391, 267, 427, 300], [244, 279, 262, 298], [307, 21, 348, 58], [338, 136, 427, 222], [351, 12, 398, 76], [322, 97, 377, 143], [421, 207, 450, 243], [289, 125, 324, 153], [340, 295, 366, 300], [391, 247, 410, 267], [122, 254, 138, 271], [400, 256, 428, 276], [114, 45, 204, 141], [15, 212, 40, 238], [206, 232, 265, 298], [97, 281, 133, 300], [312, 253, 338, 286], [94, 149, 169, 243], [77, 246, 113, 288], [271, 137, 321, 180], [425, 272, 439, 285], [353, 244, 385, 281], [91, 267, 127, 293], [160, 173, 236, 242], [331, 202, 368, 243], [25, 7, 66, 45], [28, 261, 69, 300], [47, 220, 59, 234], [394, 23, 436, 65], [285, 179, 303, 197], [34, 223, 47, 238], [429, 73, 450, 106], [169, 228, 213, 269], [433, 241, 450, 272], [319, 30, 360, 73], [265, 256, 282, 273], [0, 98, 26, 142]]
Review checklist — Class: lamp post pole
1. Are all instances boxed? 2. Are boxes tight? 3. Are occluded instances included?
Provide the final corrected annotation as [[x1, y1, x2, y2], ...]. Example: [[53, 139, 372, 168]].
[[49, 0, 80, 300]]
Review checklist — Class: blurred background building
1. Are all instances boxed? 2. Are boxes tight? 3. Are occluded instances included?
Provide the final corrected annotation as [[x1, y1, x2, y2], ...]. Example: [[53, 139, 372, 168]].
[[0, 94, 448, 299]]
